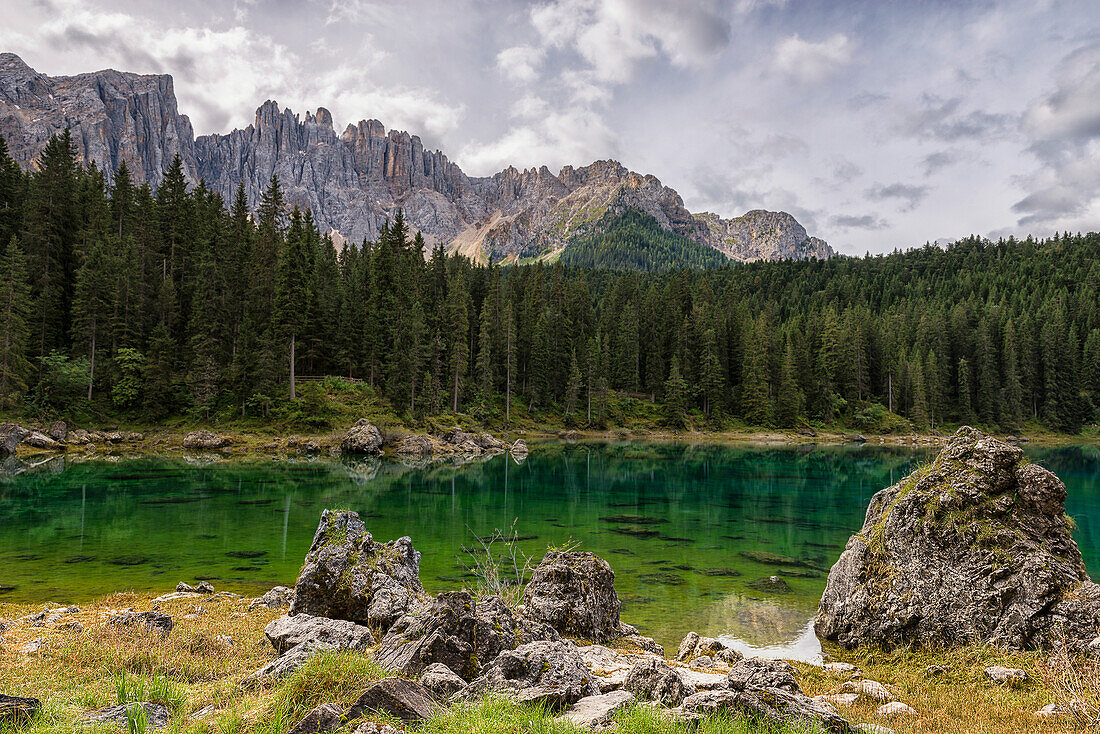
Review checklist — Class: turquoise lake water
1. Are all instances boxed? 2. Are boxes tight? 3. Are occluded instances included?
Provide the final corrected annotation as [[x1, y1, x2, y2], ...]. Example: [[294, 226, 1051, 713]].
[[1, 441, 1098, 654]]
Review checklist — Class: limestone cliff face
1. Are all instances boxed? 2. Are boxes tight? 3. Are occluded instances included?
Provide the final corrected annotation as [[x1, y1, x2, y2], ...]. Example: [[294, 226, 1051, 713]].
[[0, 53, 196, 187], [0, 53, 833, 264]]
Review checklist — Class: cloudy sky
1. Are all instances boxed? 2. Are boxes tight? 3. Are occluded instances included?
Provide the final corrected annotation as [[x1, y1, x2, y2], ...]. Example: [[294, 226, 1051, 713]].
[[3, 0, 1099, 254]]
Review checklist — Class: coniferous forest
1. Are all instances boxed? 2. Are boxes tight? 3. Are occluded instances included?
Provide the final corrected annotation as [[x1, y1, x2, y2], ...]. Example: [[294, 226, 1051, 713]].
[[1, 131, 1098, 434]]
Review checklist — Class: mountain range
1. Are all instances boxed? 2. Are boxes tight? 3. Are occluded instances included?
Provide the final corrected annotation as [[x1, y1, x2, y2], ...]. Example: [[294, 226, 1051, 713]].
[[0, 52, 832, 264]]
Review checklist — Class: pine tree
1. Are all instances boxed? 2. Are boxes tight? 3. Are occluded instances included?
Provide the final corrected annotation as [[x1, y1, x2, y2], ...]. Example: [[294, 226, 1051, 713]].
[[741, 316, 771, 425], [663, 355, 688, 428], [475, 305, 492, 403], [0, 239, 31, 406], [71, 237, 115, 400], [447, 265, 469, 412], [0, 135, 26, 252], [565, 350, 582, 418], [1001, 321, 1024, 430], [957, 357, 974, 423], [274, 209, 312, 399], [774, 337, 802, 427], [700, 327, 724, 417]]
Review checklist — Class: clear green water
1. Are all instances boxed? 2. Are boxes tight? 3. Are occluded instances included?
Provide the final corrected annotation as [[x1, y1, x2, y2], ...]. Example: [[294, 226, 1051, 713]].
[[2, 442, 1098, 654]]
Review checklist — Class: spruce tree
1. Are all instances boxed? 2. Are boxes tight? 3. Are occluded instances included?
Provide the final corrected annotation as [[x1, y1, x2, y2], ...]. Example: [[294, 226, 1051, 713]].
[[71, 237, 115, 400], [663, 355, 688, 428], [0, 239, 31, 406], [274, 209, 312, 399]]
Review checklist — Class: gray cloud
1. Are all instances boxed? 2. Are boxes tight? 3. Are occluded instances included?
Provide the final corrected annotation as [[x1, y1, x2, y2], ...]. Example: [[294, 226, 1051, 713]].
[[831, 214, 888, 230], [921, 150, 961, 177], [903, 93, 1014, 142], [865, 182, 931, 212]]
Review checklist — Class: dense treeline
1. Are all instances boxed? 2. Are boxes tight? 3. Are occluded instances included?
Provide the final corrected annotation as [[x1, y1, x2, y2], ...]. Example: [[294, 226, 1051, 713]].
[[0, 131, 1098, 433], [560, 209, 729, 271]]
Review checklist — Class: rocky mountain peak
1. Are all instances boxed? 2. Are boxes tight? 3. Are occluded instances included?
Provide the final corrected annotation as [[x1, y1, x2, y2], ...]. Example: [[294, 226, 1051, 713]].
[[0, 55, 834, 264]]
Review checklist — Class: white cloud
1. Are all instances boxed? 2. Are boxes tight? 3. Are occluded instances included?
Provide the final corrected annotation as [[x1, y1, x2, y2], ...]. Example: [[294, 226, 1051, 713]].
[[458, 108, 618, 176], [496, 45, 545, 83], [774, 33, 853, 83]]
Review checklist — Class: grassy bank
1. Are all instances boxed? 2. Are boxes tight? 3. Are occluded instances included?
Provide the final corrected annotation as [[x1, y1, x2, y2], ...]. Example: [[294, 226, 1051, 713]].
[[0, 593, 1085, 734]]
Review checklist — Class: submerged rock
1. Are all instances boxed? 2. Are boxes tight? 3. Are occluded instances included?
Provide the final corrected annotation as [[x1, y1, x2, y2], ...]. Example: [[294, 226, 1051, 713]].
[[523, 551, 621, 642], [290, 510, 424, 628], [818, 427, 1098, 650]]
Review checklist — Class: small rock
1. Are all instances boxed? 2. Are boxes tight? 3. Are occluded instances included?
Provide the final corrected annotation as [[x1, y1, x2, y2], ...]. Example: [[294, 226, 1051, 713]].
[[823, 662, 862, 677], [0, 694, 41, 726], [47, 421, 67, 442], [287, 703, 344, 734], [351, 724, 399, 734], [623, 634, 664, 656], [623, 658, 693, 706], [855, 725, 895, 734], [21, 639, 45, 654], [22, 431, 61, 450], [511, 439, 528, 456], [464, 639, 599, 710], [85, 703, 169, 729], [107, 610, 174, 637], [1035, 703, 1070, 718], [57, 621, 84, 633], [556, 690, 636, 730], [419, 663, 467, 701], [346, 678, 440, 723], [246, 642, 324, 682], [814, 693, 859, 708], [924, 664, 949, 677], [984, 665, 1030, 687], [839, 679, 893, 702], [877, 702, 917, 718], [249, 586, 295, 611]]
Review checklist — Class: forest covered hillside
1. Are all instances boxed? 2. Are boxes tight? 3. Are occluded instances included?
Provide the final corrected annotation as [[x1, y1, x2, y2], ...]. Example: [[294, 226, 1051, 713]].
[[0, 131, 1097, 436]]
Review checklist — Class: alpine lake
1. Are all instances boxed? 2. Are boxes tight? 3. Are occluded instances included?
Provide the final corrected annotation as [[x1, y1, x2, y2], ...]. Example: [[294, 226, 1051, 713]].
[[3, 440, 1099, 659]]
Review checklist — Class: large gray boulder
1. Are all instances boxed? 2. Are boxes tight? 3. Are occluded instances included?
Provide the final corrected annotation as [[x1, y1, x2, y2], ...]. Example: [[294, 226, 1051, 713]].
[[623, 658, 693, 706], [463, 639, 600, 710], [0, 424, 30, 456], [340, 420, 383, 455], [290, 510, 424, 628], [374, 591, 559, 680], [287, 704, 343, 734], [818, 427, 1098, 650], [264, 614, 375, 655], [523, 551, 621, 642], [84, 703, 169, 729]]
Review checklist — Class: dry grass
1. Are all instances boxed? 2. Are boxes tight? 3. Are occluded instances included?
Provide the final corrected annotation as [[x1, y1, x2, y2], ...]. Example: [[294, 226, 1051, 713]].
[[1, 592, 1095, 733]]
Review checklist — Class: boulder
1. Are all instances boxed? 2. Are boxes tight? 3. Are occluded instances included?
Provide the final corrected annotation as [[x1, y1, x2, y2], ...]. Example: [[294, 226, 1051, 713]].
[[464, 639, 600, 709], [182, 430, 230, 450], [556, 691, 636, 730], [250, 586, 296, 611], [818, 427, 1097, 650], [472, 433, 506, 451], [0, 424, 30, 455], [345, 678, 440, 723], [682, 688, 851, 733], [511, 439, 528, 456], [675, 632, 730, 662], [728, 658, 800, 693], [85, 703, 169, 729], [176, 581, 214, 594], [22, 431, 60, 450], [0, 695, 41, 727], [339, 420, 383, 455], [47, 420, 67, 442], [395, 435, 433, 457], [351, 724, 400, 734], [419, 663, 467, 701], [623, 634, 664, 656], [290, 510, 424, 628], [623, 658, 693, 706], [823, 662, 862, 678], [287, 703, 344, 734], [247, 641, 325, 682], [374, 591, 559, 680], [107, 610, 174, 637], [523, 551, 621, 642], [264, 614, 375, 655]]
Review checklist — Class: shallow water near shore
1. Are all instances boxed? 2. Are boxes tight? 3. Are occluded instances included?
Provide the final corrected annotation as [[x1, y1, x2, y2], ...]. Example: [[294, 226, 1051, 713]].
[[2, 441, 1098, 656]]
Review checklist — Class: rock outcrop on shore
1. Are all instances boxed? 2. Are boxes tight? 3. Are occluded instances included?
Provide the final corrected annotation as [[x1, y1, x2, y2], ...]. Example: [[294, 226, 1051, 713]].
[[818, 426, 1100, 650], [523, 551, 622, 642], [290, 510, 424, 627]]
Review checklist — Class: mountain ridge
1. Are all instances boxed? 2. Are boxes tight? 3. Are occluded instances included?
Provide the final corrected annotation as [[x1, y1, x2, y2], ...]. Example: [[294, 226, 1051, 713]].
[[0, 52, 833, 264]]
